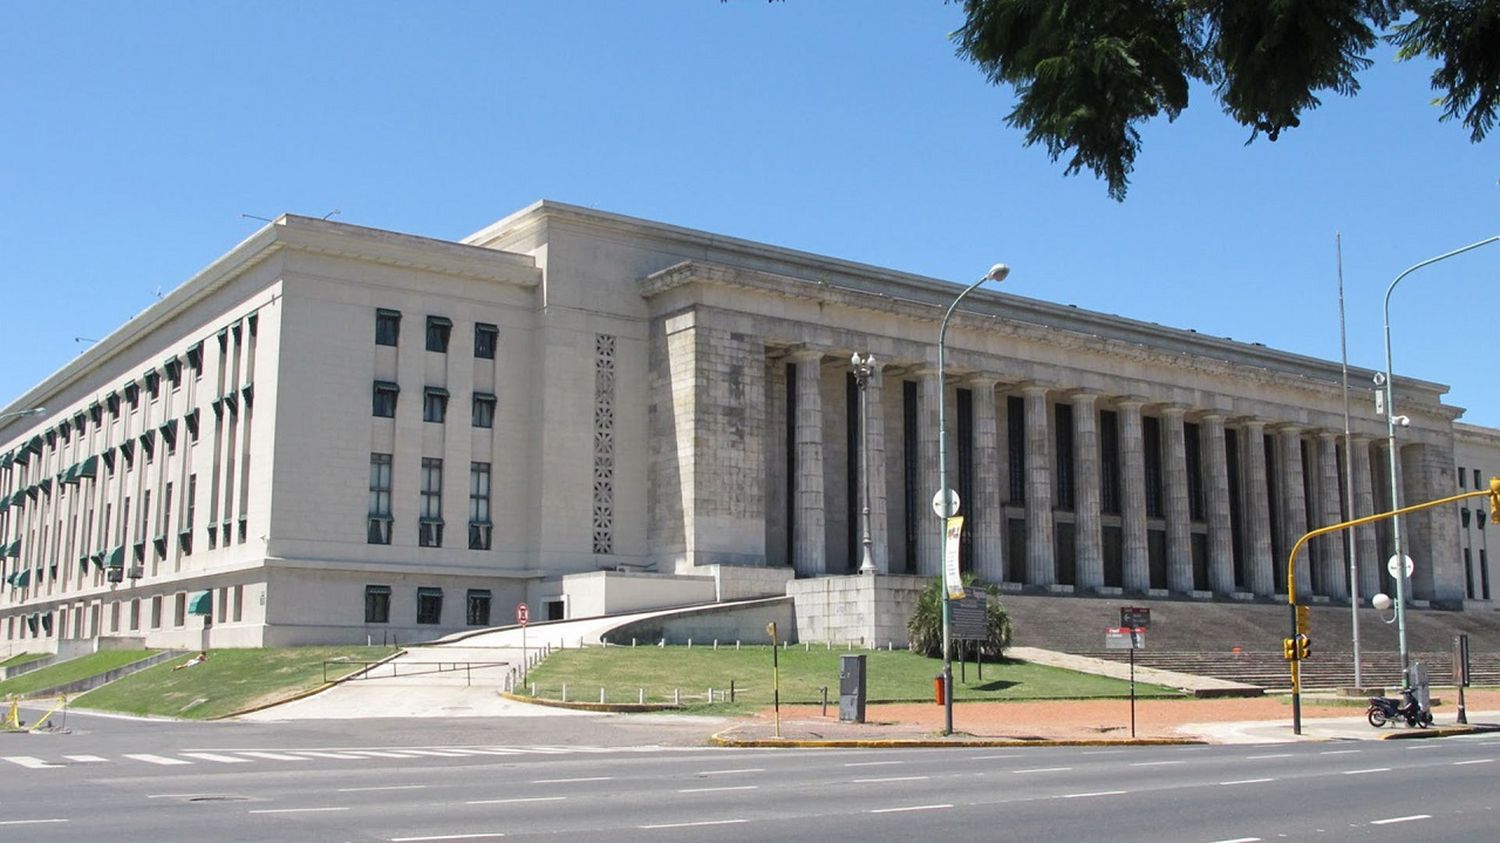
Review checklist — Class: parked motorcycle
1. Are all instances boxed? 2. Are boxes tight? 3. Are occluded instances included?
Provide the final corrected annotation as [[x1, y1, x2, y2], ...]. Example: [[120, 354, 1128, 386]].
[[1367, 689, 1433, 728]]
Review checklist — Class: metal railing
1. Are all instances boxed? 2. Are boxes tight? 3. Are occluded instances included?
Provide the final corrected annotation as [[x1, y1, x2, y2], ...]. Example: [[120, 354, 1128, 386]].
[[324, 660, 508, 687]]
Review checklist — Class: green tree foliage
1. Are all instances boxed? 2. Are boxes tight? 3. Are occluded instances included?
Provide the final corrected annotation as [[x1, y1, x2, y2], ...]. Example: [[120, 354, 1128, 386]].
[[952, 0, 1499, 199], [906, 574, 1013, 659]]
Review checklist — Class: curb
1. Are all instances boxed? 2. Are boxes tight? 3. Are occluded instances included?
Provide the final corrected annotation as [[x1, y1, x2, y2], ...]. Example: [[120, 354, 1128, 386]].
[[709, 732, 1204, 748], [1380, 723, 1500, 740], [214, 649, 409, 720], [497, 692, 681, 713]]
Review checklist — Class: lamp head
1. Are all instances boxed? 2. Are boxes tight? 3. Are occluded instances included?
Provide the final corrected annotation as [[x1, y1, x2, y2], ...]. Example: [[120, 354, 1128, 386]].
[[984, 263, 1010, 283], [1372, 593, 1392, 611]]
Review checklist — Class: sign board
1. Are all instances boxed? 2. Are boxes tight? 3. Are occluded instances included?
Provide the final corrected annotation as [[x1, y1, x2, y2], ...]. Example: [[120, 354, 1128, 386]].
[[1105, 627, 1146, 650], [515, 602, 529, 627], [950, 588, 989, 641], [1387, 554, 1414, 579], [1120, 606, 1151, 630], [943, 516, 965, 599], [932, 488, 960, 518], [1455, 634, 1471, 688]]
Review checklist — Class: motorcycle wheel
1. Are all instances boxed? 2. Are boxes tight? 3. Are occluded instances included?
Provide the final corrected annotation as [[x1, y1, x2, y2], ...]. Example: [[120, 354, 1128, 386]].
[[1421, 711, 1433, 728], [1367, 707, 1388, 728]]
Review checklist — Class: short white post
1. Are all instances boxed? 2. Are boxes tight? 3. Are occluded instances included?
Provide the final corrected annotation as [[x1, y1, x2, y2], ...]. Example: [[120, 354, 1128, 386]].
[[639, 688, 645, 705], [674, 688, 681, 705], [600, 687, 606, 704], [561, 683, 568, 702]]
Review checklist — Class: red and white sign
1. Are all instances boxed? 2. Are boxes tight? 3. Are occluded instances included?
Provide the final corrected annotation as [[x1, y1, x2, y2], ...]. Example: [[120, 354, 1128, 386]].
[[516, 602, 529, 627]]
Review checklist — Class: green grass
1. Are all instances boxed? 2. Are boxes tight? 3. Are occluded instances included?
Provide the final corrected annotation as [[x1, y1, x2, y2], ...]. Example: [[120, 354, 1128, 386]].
[[522, 646, 1184, 714], [0, 650, 161, 698], [0, 652, 48, 669], [74, 646, 398, 719]]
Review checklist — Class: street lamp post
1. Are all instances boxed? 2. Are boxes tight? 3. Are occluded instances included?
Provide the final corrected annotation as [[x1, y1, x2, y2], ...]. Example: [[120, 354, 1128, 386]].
[[937, 262, 1009, 737], [851, 352, 877, 575], [1381, 234, 1499, 687]]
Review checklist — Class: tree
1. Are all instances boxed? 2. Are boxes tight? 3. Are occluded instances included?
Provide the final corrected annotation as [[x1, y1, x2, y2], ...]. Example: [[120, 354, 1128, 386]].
[[906, 575, 1012, 659], [951, 0, 1500, 200]]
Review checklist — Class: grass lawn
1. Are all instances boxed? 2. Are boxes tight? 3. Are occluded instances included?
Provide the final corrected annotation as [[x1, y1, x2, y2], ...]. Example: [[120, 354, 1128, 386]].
[[74, 646, 398, 719], [0, 650, 161, 698], [522, 646, 1182, 713], [0, 652, 48, 669]]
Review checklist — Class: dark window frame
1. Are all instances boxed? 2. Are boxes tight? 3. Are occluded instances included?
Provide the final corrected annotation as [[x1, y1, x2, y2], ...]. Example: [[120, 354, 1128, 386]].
[[474, 323, 498, 359], [375, 309, 401, 346], [416, 587, 443, 624], [425, 316, 453, 353], [364, 585, 391, 623]]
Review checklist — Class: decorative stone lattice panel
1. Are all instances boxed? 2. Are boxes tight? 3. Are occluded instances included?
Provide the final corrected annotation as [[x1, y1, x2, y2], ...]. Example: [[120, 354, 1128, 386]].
[[593, 334, 616, 555]]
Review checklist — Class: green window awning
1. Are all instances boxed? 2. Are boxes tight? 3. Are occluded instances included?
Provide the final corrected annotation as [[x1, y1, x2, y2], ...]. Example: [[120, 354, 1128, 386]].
[[62, 463, 79, 483], [4, 540, 19, 558], [188, 590, 213, 616], [9, 491, 24, 507], [90, 552, 105, 570], [13, 447, 28, 465], [105, 545, 125, 569], [0, 451, 11, 468], [0, 497, 9, 514], [14, 569, 29, 588], [77, 455, 97, 479]]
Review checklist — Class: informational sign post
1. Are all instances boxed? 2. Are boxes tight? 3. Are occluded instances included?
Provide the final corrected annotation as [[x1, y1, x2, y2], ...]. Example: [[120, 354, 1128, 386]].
[[517, 602, 529, 681], [1106, 624, 1146, 737]]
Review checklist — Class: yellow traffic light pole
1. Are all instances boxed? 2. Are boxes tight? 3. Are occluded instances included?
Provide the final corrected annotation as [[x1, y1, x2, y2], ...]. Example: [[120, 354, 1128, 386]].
[[1286, 477, 1500, 735]]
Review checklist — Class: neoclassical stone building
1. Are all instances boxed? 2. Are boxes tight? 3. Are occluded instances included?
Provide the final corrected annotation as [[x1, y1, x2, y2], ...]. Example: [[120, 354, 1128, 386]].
[[0, 201, 1494, 652]]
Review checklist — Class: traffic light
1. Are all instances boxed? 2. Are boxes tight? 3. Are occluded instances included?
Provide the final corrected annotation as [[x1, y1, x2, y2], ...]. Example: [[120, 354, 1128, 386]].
[[1297, 634, 1311, 660], [1283, 637, 1297, 661]]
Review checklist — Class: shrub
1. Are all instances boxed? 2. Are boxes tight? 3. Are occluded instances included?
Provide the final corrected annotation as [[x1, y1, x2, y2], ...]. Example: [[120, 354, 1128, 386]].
[[907, 575, 1011, 659]]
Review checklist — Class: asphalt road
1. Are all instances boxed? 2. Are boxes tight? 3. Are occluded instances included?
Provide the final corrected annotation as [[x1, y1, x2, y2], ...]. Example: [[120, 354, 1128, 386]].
[[4, 710, 1498, 842]]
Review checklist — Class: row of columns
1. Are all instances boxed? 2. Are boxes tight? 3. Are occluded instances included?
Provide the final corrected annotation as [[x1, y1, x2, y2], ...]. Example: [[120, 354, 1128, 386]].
[[785, 353, 1395, 601]]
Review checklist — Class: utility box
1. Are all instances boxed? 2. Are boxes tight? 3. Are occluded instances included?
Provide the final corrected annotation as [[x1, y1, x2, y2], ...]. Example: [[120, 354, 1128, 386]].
[[839, 654, 867, 723]]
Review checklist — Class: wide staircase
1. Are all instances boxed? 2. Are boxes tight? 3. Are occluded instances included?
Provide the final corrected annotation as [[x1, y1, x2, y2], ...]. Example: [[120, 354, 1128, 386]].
[[1000, 591, 1500, 692]]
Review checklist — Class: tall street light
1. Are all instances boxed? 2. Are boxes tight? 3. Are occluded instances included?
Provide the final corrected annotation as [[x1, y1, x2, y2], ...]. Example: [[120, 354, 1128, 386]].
[[1382, 234, 1499, 687], [937, 262, 1010, 737], [851, 353, 878, 575]]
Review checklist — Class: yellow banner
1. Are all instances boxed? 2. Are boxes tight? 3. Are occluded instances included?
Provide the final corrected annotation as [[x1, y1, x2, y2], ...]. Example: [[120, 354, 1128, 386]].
[[944, 516, 965, 599]]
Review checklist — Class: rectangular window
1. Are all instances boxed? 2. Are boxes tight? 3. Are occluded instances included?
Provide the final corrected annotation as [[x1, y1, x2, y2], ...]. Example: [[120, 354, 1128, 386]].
[[151, 595, 163, 629], [472, 392, 496, 428], [373, 381, 399, 418], [474, 323, 498, 359], [426, 316, 452, 353], [1143, 416, 1164, 518], [1054, 402, 1075, 511], [1100, 410, 1121, 514], [130, 599, 140, 631], [469, 462, 492, 550], [375, 309, 401, 346], [423, 387, 449, 423], [364, 585, 391, 623], [466, 589, 492, 626], [368, 454, 393, 544], [1477, 468, 1484, 491], [174, 592, 186, 627], [420, 458, 443, 547], [416, 587, 443, 624]]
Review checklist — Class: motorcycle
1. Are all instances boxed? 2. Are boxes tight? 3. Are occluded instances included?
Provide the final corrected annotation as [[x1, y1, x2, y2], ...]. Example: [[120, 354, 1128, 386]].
[[1367, 689, 1433, 728]]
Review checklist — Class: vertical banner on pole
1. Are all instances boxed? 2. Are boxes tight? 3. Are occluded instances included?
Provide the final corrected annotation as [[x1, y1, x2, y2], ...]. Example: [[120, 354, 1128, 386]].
[[944, 516, 965, 599]]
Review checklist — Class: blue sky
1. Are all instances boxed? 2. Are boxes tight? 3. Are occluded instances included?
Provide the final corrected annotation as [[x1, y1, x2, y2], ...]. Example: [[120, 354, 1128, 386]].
[[3, 2, 1496, 424]]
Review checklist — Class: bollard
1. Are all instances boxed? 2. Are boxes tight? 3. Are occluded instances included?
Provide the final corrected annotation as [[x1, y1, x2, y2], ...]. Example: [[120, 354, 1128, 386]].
[[674, 688, 681, 705], [639, 688, 645, 705], [730, 680, 736, 702], [804, 642, 809, 652], [888, 641, 893, 652], [600, 688, 606, 704], [632, 638, 637, 648], [736, 640, 740, 651], [847, 641, 853, 651], [562, 683, 568, 702], [659, 639, 665, 648], [820, 685, 828, 717], [688, 638, 693, 649], [826, 641, 831, 651], [713, 640, 718, 651], [531, 683, 537, 697]]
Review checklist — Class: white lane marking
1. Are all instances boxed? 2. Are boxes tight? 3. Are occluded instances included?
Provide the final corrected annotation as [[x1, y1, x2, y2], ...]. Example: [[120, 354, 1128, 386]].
[[1059, 790, 1128, 799], [346, 750, 423, 758], [853, 776, 929, 783], [1404, 744, 1441, 750], [639, 819, 748, 829], [397, 749, 472, 757], [465, 797, 567, 806], [698, 768, 765, 776], [181, 752, 251, 764], [1342, 768, 1392, 775], [248, 807, 351, 814], [1370, 815, 1431, 825], [391, 835, 505, 842], [124, 754, 193, 766], [1129, 760, 1185, 767], [869, 804, 953, 814], [531, 776, 613, 784], [678, 786, 758, 794], [1220, 778, 1275, 785], [62, 755, 107, 763], [1454, 759, 1495, 766], [845, 761, 905, 767], [339, 785, 429, 793], [237, 751, 308, 762], [970, 754, 1023, 760], [1079, 750, 1127, 756], [1245, 753, 1293, 760], [1319, 749, 1361, 755], [2, 756, 63, 769], [1208, 838, 1261, 842], [448, 748, 525, 756], [1013, 767, 1071, 773], [296, 751, 369, 759], [0, 819, 69, 826]]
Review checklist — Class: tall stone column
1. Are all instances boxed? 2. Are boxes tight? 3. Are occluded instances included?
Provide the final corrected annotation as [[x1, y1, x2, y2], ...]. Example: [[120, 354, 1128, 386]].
[[1202, 414, 1235, 595], [792, 351, 826, 577], [1162, 407, 1193, 593], [1243, 420, 1275, 597], [1279, 425, 1312, 598], [862, 362, 890, 573], [916, 370, 942, 577], [1350, 435, 1381, 600], [970, 378, 1005, 585], [1316, 431, 1348, 598], [1022, 385, 1055, 586], [1118, 400, 1150, 593], [1072, 392, 1104, 590]]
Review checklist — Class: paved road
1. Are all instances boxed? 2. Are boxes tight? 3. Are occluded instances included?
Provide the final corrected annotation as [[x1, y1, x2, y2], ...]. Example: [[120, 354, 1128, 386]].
[[4, 711, 1498, 841]]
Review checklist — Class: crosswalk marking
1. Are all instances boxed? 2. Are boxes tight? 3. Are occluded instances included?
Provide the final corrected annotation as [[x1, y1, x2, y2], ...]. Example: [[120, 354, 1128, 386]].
[[124, 754, 193, 766], [62, 755, 107, 763], [2, 756, 62, 769], [237, 751, 309, 761], [181, 752, 252, 764], [296, 751, 368, 759]]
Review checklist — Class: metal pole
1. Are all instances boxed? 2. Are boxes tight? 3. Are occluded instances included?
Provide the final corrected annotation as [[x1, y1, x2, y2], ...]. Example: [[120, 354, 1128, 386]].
[[1337, 233, 1361, 689], [936, 265, 1007, 737], [853, 354, 876, 574], [1382, 235, 1500, 689]]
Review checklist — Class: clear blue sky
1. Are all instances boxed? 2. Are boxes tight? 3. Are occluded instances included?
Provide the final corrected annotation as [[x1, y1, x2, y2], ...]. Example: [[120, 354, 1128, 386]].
[[4, 2, 1496, 424]]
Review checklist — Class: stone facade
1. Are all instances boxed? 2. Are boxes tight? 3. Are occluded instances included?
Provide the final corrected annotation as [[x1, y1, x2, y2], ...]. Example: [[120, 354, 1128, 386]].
[[0, 201, 1494, 655]]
